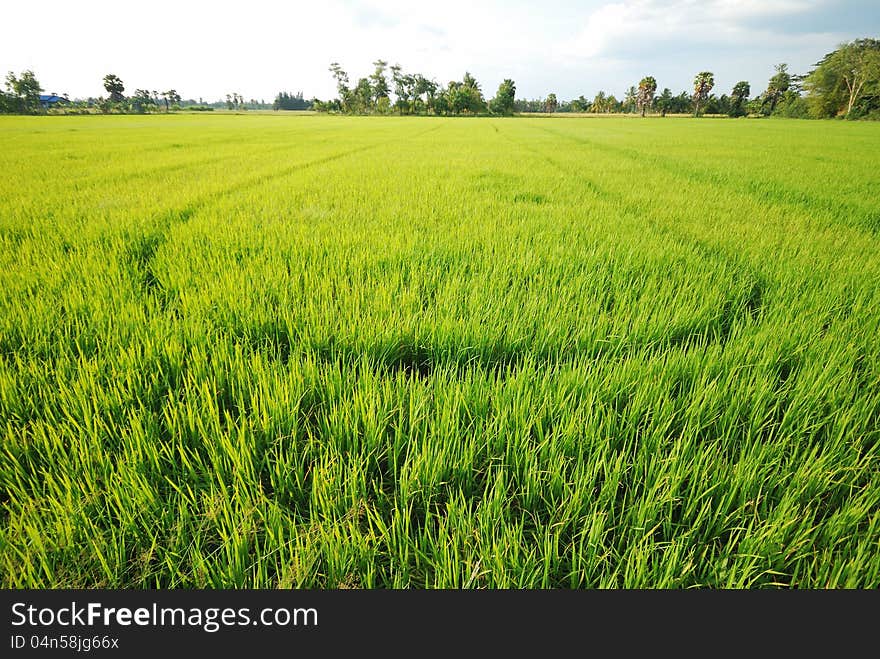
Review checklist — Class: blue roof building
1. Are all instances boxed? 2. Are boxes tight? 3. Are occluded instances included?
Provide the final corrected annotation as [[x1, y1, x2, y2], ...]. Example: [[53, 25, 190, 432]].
[[39, 94, 68, 108]]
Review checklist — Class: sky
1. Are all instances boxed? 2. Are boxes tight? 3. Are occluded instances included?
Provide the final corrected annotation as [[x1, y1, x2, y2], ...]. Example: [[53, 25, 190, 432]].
[[2, 0, 878, 102]]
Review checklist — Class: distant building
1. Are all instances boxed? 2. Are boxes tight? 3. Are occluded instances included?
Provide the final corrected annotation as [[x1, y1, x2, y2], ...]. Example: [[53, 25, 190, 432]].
[[39, 94, 68, 109]]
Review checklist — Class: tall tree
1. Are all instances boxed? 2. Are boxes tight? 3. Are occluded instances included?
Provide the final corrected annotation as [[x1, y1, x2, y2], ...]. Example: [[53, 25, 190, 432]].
[[544, 92, 558, 113], [590, 91, 608, 113], [329, 62, 353, 113], [692, 71, 714, 116], [762, 63, 791, 114], [623, 86, 637, 113], [730, 81, 750, 117], [490, 79, 516, 115], [161, 89, 180, 112], [458, 73, 486, 113], [390, 64, 417, 114], [103, 73, 125, 103], [131, 89, 155, 113], [569, 95, 588, 113], [354, 78, 373, 113], [4, 70, 43, 113], [370, 60, 390, 105], [805, 38, 880, 118], [414, 75, 437, 114], [637, 76, 657, 116]]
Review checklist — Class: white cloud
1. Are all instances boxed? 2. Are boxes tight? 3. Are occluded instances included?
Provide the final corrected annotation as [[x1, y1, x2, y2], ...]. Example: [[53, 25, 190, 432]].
[[564, 0, 832, 60]]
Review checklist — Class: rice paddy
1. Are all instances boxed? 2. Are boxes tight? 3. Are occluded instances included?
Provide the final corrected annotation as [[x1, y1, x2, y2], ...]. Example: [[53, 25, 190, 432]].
[[1, 113, 878, 588]]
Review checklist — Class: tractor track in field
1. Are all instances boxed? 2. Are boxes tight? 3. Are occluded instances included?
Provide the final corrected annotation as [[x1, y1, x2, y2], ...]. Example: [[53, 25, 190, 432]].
[[125, 122, 449, 315]]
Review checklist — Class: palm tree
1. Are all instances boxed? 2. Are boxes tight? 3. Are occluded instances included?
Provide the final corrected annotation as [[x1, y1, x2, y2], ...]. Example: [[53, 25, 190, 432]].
[[693, 72, 715, 116], [637, 76, 657, 117]]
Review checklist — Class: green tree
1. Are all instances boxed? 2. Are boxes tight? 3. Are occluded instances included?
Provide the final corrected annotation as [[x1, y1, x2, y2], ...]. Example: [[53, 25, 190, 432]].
[[544, 92, 558, 113], [730, 81, 750, 117], [569, 95, 588, 113], [637, 76, 657, 116], [692, 71, 714, 116], [623, 86, 637, 113], [414, 75, 437, 114], [4, 70, 43, 113], [655, 87, 673, 117], [455, 72, 486, 114], [0, 89, 14, 113], [354, 78, 373, 113], [434, 86, 450, 115], [762, 63, 791, 115], [131, 89, 155, 113], [329, 62, 353, 113], [590, 91, 609, 113], [161, 89, 180, 112], [103, 74, 125, 103], [490, 79, 516, 115], [805, 38, 880, 118], [390, 64, 416, 114], [370, 59, 390, 105]]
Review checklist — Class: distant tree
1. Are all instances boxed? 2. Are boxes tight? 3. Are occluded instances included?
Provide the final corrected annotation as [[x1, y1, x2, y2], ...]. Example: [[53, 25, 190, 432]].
[[103, 74, 125, 103], [414, 75, 437, 114], [692, 71, 714, 116], [0, 89, 14, 114], [329, 62, 353, 113], [544, 92, 558, 113], [451, 72, 485, 114], [655, 87, 673, 117], [274, 91, 312, 111], [569, 95, 588, 113], [161, 89, 180, 112], [590, 91, 609, 113], [490, 79, 517, 115], [446, 81, 466, 114], [729, 81, 750, 117], [704, 94, 723, 115], [354, 78, 373, 113], [433, 86, 450, 115], [390, 64, 415, 114], [762, 64, 791, 115], [672, 91, 691, 114], [805, 38, 880, 118], [4, 70, 43, 113], [623, 86, 637, 113], [637, 76, 657, 116], [370, 59, 390, 106], [131, 89, 155, 113]]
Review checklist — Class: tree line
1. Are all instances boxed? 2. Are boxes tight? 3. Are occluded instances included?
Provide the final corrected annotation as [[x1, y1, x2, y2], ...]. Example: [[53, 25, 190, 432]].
[[0, 72, 313, 114], [315, 38, 878, 119], [2, 38, 877, 119]]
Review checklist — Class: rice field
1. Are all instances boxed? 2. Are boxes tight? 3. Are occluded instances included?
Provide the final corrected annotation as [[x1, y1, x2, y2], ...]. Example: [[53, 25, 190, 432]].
[[1, 113, 878, 588]]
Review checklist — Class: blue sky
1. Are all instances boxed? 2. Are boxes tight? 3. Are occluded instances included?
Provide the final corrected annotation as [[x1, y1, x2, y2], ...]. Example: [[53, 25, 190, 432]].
[[3, 1, 878, 102]]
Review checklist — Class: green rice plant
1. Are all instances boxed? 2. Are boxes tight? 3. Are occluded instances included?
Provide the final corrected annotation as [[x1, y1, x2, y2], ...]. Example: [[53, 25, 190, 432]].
[[1, 114, 878, 588]]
